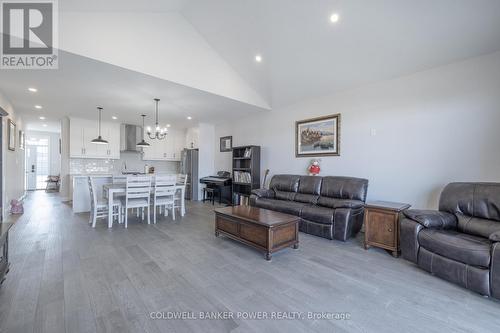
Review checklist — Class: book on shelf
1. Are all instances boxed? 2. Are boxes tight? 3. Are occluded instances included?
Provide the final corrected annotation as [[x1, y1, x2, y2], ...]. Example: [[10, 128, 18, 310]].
[[232, 193, 250, 206], [233, 171, 251, 184], [243, 147, 252, 158]]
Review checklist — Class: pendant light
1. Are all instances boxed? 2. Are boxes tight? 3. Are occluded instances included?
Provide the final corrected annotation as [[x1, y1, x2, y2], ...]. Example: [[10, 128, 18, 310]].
[[136, 114, 150, 148], [147, 98, 167, 140], [91, 107, 108, 144]]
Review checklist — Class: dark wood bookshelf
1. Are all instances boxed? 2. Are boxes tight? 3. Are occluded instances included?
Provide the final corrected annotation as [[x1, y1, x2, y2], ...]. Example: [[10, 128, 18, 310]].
[[232, 145, 261, 205]]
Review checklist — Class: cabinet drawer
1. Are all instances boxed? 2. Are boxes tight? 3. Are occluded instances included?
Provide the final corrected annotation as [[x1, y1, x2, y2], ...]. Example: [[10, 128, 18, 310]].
[[216, 217, 239, 236], [240, 223, 267, 247], [366, 211, 396, 247]]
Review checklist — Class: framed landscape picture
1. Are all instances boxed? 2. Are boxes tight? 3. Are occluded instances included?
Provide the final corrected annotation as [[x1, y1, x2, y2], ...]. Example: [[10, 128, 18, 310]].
[[295, 114, 340, 157], [8, 119, 16, 151]]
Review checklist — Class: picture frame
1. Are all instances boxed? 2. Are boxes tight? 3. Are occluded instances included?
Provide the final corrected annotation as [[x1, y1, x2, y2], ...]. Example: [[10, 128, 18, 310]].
[[220, 136, 233, 152], [8, 119, 16, 151], [19, 130, 25, 150], [295, 114, 341, 157]]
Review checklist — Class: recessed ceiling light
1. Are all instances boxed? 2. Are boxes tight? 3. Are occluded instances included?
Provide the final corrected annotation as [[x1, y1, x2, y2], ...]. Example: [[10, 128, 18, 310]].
[[166, 124, 171, 128], [39, 116, 45, 120], [34, 105, 42, 109], [42, 124, 47, 127], [112, 116, 118, 120], [187, 116, 192, 120], [255, 54, 262, 63], [28, 87, 37, 92], [330, 13, 340, 23]]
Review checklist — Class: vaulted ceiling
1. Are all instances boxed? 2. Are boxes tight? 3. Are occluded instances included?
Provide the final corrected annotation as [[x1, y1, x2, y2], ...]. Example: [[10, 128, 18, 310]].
[[3, 0, 500, 132], [182, 0, 500, 106]]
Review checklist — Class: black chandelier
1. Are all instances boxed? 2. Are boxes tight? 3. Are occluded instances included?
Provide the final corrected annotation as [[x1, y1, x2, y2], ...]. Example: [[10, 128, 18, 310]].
[[147, 98, 167, 140]]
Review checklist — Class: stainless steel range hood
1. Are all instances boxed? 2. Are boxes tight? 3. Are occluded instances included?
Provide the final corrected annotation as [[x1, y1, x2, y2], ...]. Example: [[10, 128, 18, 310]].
[[120, 124, 143, 152]]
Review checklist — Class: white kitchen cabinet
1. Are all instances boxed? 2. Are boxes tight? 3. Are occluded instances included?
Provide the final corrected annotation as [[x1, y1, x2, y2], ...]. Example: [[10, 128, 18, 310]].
[[142, 129, 184, 161], [70, 118, 121, 159], [102, 123, 120, 159]]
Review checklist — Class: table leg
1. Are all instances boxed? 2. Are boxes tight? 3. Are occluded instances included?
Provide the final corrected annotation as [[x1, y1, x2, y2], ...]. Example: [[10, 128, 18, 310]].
[[108, 190, 113, 228], [181, 187, 185, 217]]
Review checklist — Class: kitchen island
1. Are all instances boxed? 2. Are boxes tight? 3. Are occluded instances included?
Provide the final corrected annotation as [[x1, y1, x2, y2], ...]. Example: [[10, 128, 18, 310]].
[[71, 174, 115, 212]]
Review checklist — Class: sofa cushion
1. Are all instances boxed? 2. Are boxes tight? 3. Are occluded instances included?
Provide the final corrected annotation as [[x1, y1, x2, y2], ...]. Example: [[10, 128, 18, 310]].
[[490, 231, 500, 242], [275, 190, 296, 201], [294, 176, 322, 204], [298, 176, 322, 195], [269, 175, 301, 202], [254, 198, 306, 216], [320, 176, 368, 201], [317, 198, 364, 209], [269, 174, 300, 193], [456, 213, 500, 239], [439, 182, 500, 221], [301, 205, 335, 225], [418, 229, 491, 268], [294, 193, 319, 204]]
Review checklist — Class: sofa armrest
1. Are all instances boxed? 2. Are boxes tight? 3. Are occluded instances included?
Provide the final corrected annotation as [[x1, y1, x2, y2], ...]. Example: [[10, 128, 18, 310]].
[[491, 243, 500, 298], [403, 209, 457, 229], [400, 218, 423, 264], [251, 188, 275, 199]]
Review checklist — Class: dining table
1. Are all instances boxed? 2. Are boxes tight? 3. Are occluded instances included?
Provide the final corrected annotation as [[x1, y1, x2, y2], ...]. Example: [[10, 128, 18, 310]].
[[102, 182, 186, 228]]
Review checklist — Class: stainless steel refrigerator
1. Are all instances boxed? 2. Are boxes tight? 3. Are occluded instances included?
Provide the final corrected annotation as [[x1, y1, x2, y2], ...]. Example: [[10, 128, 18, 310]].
[[180, 149, 199, 201]]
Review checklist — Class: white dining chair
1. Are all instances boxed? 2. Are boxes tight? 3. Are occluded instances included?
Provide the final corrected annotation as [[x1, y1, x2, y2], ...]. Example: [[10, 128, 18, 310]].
[[88, 177, 121, 228], [153, 174, 177, 223], [174, 173, 188, 215], [122, 175, 152, 228]]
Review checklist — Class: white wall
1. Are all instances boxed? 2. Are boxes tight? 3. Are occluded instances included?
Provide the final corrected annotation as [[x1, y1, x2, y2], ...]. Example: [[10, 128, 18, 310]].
[[0, 90, 26, 216], [198, 123, 215, 200], [60, 118, 70, 201], [214, 51, 500, 209]]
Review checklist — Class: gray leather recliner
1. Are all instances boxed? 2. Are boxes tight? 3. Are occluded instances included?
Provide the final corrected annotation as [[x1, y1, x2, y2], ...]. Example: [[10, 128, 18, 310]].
[[401, 182, 500, 299], [250, 174, 369, 241]]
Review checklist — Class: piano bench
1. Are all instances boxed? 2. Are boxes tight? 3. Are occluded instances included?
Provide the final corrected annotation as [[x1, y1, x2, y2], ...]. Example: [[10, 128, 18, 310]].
[[203, 187, 221, 205]]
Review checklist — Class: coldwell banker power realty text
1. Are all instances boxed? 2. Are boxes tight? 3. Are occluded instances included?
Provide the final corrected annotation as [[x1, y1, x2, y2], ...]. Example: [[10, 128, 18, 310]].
[[1, 0, 58, 69]]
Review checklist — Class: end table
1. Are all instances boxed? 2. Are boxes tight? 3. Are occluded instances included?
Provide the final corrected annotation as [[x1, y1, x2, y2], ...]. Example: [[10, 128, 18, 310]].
[[364, 201, 411, 257]]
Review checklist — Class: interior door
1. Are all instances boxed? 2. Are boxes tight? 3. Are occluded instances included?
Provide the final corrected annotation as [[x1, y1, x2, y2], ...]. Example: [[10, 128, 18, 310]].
[[26, 145, 37, 190]]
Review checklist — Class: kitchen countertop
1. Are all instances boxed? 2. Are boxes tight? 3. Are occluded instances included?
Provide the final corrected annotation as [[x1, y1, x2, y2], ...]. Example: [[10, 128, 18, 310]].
[[71, 174, 114, 178]]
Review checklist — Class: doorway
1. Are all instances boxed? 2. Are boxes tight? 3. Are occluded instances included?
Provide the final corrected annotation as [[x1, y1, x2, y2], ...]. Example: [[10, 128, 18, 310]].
[[25, 136, 49, 190]]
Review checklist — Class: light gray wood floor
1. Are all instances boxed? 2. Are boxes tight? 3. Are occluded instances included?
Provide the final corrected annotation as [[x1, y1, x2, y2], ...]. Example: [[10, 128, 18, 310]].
[[1, 191, 500, 333]]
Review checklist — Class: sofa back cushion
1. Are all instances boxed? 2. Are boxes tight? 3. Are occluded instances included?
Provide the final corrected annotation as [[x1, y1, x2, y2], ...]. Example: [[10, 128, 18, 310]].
[[456, 213, 500, 239], [439, 183, 500, 221], [269, 174, 300, 201], [439, 182, 500, 237], [318, 176, 369, 202], [295, 176, 322, 204]]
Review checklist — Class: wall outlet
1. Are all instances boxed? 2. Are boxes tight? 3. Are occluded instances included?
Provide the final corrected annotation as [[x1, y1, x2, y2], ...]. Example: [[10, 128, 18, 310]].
[[370, 128, 377, 136]]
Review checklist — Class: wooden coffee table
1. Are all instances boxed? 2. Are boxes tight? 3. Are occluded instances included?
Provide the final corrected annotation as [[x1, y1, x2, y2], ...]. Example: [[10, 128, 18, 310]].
[[214, 206, 299, 260]]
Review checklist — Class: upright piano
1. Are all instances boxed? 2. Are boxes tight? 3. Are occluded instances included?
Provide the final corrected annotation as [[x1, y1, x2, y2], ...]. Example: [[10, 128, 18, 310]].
[[200, 171, 232, 205]]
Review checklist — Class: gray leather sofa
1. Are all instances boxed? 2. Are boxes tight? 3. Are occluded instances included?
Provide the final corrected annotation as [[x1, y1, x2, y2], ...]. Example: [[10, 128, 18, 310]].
[[250, 174, 369, 241], [401, 182, 500, 299]]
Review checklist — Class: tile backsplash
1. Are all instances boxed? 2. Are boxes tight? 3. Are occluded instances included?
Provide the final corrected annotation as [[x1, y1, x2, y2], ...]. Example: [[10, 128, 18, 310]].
[[70, 152, 180, 174]]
